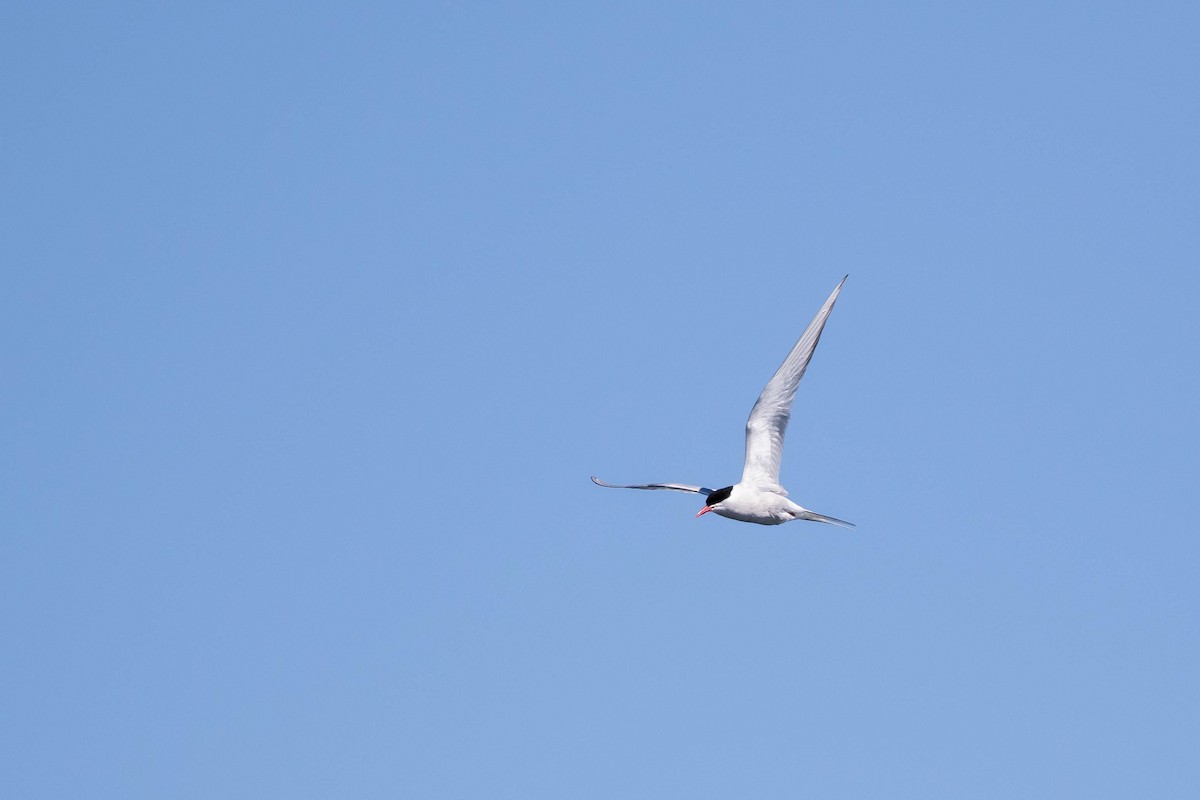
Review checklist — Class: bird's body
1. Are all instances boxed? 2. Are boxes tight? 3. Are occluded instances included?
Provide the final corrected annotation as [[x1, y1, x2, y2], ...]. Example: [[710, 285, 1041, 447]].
[[703, 484, 803, 525], [699, 483, 848, 527], [592, 276, 853, 528]]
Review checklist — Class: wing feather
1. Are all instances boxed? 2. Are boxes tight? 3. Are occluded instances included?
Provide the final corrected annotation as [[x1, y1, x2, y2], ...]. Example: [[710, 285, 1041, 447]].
[[591, 476, 713, 495], [741, 276, 847, 490]]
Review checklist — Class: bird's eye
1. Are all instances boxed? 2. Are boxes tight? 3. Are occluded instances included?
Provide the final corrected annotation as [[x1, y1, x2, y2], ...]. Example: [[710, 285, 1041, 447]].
[[706, 486, 733, 505]]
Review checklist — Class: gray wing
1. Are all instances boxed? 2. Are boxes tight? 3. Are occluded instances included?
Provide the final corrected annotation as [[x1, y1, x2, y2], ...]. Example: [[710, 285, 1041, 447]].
[[591, 476, 713, 495], [741, 276, 847, 491]]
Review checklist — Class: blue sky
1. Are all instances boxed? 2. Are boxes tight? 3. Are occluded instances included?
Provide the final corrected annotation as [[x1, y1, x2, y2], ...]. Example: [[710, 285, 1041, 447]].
[[3, 2, 1198, 797]]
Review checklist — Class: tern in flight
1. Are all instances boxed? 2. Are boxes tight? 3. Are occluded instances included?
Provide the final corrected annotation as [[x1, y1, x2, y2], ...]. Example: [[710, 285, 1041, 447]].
[[592, 276, 853, 527]]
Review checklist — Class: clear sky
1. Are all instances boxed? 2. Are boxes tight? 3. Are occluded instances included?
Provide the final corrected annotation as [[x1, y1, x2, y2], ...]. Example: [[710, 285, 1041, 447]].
[[4, 3, 1199, 798]]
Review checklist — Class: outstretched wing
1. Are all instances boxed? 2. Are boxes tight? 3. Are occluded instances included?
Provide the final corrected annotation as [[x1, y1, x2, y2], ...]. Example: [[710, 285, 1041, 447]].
[[591, 476, 713, 495], [741, 276, 847, 491]]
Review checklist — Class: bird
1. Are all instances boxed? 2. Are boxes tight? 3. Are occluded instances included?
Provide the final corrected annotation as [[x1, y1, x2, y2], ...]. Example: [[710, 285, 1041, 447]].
[[592, 276, 853, 527]]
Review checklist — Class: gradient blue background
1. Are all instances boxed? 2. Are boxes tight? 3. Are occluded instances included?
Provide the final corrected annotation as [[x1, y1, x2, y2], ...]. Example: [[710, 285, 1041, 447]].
[[4, 3, 1198, 797]]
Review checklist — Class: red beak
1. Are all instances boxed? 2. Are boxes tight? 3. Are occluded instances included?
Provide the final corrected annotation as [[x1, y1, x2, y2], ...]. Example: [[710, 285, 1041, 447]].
[[695, 506, 713, 518]]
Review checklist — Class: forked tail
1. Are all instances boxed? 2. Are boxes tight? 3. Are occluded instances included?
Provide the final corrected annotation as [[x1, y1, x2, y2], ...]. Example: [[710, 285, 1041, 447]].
[[797, 510, 855, 529]]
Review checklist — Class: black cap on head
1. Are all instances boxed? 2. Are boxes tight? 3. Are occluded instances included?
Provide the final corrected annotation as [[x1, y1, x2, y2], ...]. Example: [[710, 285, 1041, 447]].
[[706, 486, 733, 506]]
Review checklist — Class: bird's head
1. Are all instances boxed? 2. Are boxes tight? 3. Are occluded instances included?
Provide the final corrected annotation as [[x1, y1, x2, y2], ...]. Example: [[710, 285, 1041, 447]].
[[696, 486, 734, 518]]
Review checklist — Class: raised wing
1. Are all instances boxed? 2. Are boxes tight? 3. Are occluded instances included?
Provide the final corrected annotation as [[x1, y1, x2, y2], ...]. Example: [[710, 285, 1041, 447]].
[[591, 476, 713, 495], [741, 276, 847, 491]]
